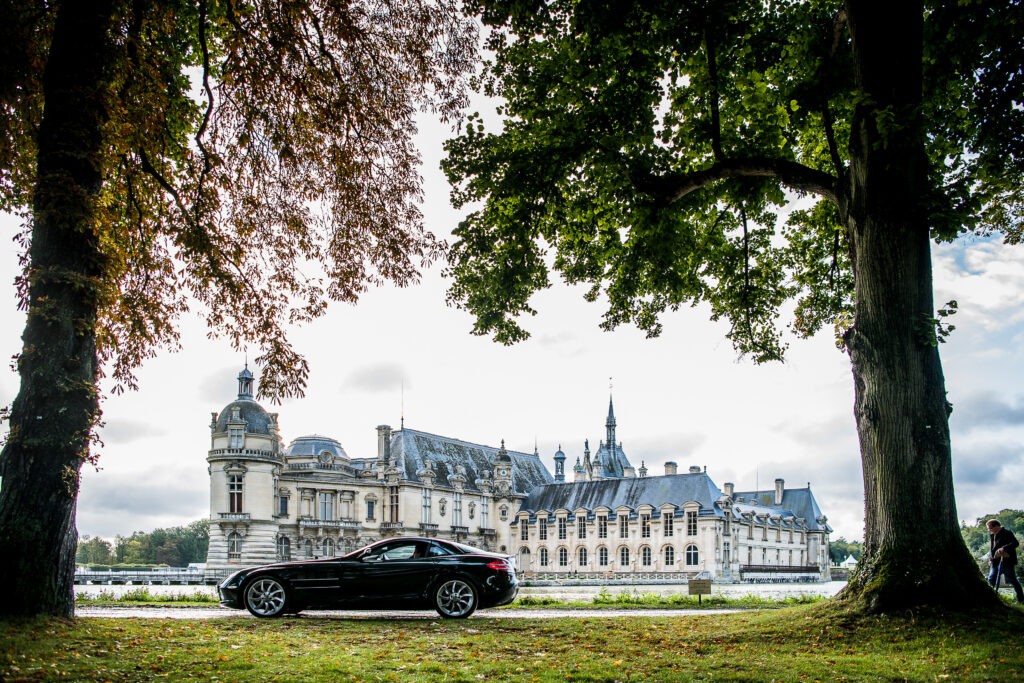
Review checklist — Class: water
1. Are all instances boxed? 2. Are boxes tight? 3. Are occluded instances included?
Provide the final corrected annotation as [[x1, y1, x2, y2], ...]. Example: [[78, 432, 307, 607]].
[[75, 581, 847, 601]]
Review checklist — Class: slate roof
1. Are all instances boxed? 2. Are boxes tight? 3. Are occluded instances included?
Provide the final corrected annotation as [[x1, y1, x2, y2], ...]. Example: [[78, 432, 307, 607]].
[[286, 435, 349, 460], [732, 487, 832, 532], [214, 399, 274, 435], [592, 442, 632, 478], [518, 472, 725, 518], [389, 428, 553, 495]]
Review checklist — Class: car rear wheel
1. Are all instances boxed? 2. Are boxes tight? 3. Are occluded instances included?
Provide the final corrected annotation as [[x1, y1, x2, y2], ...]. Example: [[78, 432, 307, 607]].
[[244, 576, 289, 618], [434, 577, 478, 618]]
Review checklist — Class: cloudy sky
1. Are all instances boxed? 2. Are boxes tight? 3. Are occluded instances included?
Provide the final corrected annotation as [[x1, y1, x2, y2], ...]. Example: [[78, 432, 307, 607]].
[[1, 117, 1022, 544]]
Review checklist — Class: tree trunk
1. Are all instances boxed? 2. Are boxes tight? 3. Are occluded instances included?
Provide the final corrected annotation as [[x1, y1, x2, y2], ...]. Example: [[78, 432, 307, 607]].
[[0, 0, 115, 617], [836, 0, 995, 612]]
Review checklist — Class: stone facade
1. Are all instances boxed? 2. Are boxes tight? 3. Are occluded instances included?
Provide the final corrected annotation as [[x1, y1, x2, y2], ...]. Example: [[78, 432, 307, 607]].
[[205, 367, 551, 581], [206, 369, 831, 583]]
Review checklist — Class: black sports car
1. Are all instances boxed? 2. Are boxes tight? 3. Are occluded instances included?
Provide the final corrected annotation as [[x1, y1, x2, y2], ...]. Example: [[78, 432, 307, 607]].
[[217, 537, 519, 618]]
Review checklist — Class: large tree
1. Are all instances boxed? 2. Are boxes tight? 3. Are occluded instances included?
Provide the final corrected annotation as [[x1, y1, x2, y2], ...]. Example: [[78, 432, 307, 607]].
[[443, 0, 1023, 612], [0, 0, 475, 617]]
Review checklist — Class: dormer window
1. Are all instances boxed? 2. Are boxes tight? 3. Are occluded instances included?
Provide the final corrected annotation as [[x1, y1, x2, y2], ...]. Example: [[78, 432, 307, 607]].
[[229, 427, 244, 449]]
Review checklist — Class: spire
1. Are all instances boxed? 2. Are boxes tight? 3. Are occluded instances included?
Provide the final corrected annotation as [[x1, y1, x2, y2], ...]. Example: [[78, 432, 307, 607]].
[[606, 393, 617, 449], [237, 362, 254, 400]]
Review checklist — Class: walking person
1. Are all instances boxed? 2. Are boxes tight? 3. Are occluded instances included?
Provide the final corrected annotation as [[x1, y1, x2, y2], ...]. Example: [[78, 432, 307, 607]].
[[986, 519, 1024, 603]]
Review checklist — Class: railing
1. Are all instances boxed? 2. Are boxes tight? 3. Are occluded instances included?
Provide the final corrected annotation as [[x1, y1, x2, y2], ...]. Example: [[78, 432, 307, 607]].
[[738, 564, 822, 582], [217, 512, 250, 521], [74, 569, 215, 585], [479, 528, 497, 537], [451, 526, 470, 535], [380, 522, 403, 530], [419, 523, 440, 532]]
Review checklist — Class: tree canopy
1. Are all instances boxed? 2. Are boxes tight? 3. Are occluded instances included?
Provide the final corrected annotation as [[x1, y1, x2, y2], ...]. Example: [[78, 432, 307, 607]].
[[443, 0, 1023, 613], [444, 0, 1021, 352], [0, 0, 475, 617]]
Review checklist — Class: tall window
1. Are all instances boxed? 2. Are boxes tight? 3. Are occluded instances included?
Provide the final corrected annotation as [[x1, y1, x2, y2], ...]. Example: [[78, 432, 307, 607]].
[[723, 541, 731, 565], [598, 516, 608, 539], [577, 515, 587, 539], [276, 536, 290, 561], [598, 547, 609, 566], [557, 517, 567, 540], [640, 514, 651, 538], [481, 496, 489, 530], [558, 547, 568, 567], [618, 514, 629, 538], [389, 486, 399, 523], [747, 522, 754, 539], [228, 427, 244, 449], [319, 492, 333, 520], [539, 548, 549, 567], [366, 500, 376, 520], [723, 515, 731, 536], [228, 475, 243, 513], [641, 546, 652, 566], [304, 539, 313, 558], [520, 521, 529, 541], [664, 546, 675, 566], [453, 492, 462, 526], [539, 518, 548, 540], [664, 514, 674, 537], [578, 547, 588, 567], [277, 495, 288, 516], [422, 488, 432, 524], [686, 511, 697, 536], [776, 527, 781, 542], [619, 546, 630, 566], [228, 532, 242, 560], [322, 537, 335, 557], [685, 544, 699, 566]]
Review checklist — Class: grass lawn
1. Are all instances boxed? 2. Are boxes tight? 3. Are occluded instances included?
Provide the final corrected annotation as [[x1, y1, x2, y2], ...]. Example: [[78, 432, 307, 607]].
[[2, 602, 1022, 682]]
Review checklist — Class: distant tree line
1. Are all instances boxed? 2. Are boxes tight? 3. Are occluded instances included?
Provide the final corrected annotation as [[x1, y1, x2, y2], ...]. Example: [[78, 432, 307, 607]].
[[75, 520, 209, 568], [829, 538, 864, 565]]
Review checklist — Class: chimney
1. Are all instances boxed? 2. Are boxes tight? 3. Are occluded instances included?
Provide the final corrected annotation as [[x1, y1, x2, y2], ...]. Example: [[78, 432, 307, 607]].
[[774, 478, 785, 505], [689, 465, 702, 474], [376, 425, 392, 461], [724, 482, 734, 497], [665, 461, 678, 475]]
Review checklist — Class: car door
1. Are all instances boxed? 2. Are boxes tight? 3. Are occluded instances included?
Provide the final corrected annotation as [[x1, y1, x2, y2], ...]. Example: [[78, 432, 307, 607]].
[[343, 540, 435, 606]]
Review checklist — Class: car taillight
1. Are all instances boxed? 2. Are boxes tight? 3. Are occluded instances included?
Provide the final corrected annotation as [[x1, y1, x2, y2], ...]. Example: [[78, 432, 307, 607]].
[[487, 559, 510, 572]]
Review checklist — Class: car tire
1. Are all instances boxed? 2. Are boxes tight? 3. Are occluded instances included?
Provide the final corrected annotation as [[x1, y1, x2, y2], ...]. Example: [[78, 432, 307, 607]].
[[434, 577, 478, 618], [244, 576, 290, 618]]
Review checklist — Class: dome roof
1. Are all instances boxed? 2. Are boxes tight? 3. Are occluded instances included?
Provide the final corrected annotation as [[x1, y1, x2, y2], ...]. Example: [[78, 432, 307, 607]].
[[215, 399, 274, 435], [286, 435, 349, 460]]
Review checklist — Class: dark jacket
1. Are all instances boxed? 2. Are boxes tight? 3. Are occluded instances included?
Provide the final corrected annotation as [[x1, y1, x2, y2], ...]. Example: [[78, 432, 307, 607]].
[[990, 527, 1020, 567]]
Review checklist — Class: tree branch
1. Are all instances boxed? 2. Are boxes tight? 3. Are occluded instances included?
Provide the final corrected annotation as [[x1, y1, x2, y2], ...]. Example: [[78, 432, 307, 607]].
[[639, 158, 839, 206]]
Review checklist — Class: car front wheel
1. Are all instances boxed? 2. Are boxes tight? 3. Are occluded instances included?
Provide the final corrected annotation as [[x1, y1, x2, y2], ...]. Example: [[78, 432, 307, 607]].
[[434, 577, 478, 618], [244, 576, 289, 618]]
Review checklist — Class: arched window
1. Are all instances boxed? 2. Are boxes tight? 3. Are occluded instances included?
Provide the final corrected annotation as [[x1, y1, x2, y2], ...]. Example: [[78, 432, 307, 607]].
[[598, 547, 609, 566], [227, 532, 242, 560], [304, 539, 314, 558], [558, 547, 568, 567], [641, 546, 652, 566], [685, 544, 699, 566], [322, 537, 335, 557], [619, 546, 630, 566], [539, 548, 549, 567], [276, 536, 291, 561], [663, 546, 675, 566], [578, 547, 588, 567]]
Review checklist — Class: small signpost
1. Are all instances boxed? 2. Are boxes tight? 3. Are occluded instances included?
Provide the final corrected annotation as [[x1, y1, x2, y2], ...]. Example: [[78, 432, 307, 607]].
[[688, 578, 712, 605]]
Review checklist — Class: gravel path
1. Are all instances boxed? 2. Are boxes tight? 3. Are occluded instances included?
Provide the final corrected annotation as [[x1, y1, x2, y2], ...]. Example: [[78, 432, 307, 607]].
[[76, 605, 743, 619]]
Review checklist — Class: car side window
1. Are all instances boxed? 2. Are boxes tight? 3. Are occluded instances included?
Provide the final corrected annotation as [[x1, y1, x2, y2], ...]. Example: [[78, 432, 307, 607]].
[[380, 543, 418, 561], [427, 543, 454, 556]]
